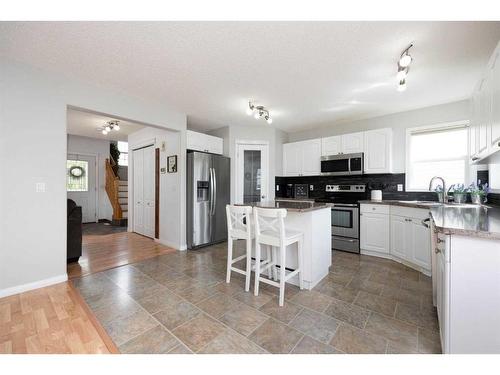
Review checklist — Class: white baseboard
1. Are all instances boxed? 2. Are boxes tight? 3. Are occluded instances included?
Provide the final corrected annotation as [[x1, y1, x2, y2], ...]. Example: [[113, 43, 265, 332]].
[[0, 274, 68, 299], [360, 249, 431, 276], [155, 238, 187, 251]]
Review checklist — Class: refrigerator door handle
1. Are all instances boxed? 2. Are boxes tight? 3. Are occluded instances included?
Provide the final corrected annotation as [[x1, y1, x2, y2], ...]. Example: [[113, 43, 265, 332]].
[[209, 167, 215, 216], [212, 167, 217, 216]]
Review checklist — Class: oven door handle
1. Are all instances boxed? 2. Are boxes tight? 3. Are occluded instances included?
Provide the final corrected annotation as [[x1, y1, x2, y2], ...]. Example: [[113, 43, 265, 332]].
[[333, 237, 358, 243]]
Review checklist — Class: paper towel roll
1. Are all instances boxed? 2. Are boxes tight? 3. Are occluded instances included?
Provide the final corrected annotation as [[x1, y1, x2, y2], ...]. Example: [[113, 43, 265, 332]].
[[371, 190, 382, 201]]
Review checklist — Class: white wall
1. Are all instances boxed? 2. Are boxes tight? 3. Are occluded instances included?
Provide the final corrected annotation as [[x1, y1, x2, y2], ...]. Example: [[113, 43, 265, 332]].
[[207, 125, 288, 203], [67, 134, 113, 221], [127, 127, 186, 250], [287, 100, 471, 173], [0, 59, 186, 297]]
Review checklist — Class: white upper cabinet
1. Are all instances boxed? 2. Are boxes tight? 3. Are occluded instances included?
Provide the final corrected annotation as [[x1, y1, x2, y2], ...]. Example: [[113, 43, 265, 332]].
[[186, 130, 223, 155], [471, 41, 500, 162], [490, 51, 500, 152], [283, 142, 301, 176], [341, 132, 364, 154], [321, 136, 342, 156], [321, 132, 364, 156], [363, 128, 393, 174], [301, 139, 322, 176], [283, 139, 321, 176]]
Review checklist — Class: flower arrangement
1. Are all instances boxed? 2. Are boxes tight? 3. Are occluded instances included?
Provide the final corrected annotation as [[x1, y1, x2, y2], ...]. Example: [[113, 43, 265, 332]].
[[468, 180, 490, 205], [469, 180, 490, 196], [449, 183, 468, 194], [449, 183, 469, 203]]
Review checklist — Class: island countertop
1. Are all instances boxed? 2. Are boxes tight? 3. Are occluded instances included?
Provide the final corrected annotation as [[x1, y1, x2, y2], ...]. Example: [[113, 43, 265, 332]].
[[238, 200, 331, 212]]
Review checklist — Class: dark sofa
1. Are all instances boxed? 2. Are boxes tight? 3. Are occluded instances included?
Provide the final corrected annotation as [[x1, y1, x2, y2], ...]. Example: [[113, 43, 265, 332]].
[[67, 199, 82, 263]]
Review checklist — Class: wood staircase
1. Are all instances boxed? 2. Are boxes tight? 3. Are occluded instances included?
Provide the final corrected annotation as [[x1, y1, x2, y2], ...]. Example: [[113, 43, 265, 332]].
[[105, 157, 128, 224]]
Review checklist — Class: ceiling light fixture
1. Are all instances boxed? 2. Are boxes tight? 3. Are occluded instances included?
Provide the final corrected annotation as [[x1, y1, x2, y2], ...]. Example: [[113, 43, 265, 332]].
[[97, 120, 120, 135], [397, 44, 413, 92], [247, 101, 273, 125], [397, 79, 407, 92]]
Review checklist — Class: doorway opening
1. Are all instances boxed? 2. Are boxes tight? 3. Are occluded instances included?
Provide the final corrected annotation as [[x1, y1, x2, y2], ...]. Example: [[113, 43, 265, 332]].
[[66, 107, 174, 279]]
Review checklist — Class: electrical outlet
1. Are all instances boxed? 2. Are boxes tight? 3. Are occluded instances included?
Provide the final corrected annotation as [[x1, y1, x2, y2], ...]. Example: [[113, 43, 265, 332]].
[[397, 184, 403, 192], [309, 185, 314, 191]]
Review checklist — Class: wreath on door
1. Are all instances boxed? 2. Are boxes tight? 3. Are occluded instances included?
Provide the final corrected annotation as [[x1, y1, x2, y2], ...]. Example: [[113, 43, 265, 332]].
[[69, 166, 85, 178]]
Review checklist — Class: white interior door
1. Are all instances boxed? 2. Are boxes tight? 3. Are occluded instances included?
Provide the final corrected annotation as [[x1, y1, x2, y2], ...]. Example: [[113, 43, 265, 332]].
[[133, 148, 145, 236], [143, 146, 156, 238], [236, 142, 269, 204], [133, 146, 155, 238], [67, 153, 97, 223]]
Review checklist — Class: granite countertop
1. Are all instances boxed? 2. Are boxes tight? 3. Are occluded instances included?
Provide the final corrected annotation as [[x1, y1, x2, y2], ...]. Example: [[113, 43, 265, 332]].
[[359, 199, 500, 240], [358, 199, 442, 209], [239, 200, 331, 212], [429, 205, 500, 240]]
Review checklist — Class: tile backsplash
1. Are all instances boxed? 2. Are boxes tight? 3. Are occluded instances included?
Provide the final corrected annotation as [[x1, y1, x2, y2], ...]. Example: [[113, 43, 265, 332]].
[[275, 173, 439, 201]]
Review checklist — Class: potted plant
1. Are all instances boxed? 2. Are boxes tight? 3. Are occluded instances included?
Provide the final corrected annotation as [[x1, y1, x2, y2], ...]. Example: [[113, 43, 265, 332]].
[[434, 184, 445, 203], [469, 180, 490, 205], [449, 183, 468, 204]]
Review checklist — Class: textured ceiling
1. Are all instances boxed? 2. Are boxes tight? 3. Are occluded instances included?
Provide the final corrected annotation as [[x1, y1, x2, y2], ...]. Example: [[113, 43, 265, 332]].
[[1, 21, 499, 132]]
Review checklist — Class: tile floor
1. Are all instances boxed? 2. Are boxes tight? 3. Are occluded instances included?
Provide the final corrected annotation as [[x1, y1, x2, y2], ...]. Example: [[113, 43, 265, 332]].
[[72, 242, 441, 354]]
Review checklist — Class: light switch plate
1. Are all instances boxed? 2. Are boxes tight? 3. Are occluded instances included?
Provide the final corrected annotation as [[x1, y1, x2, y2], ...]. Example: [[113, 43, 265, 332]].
[[35, 182, 46, 193], [276, 185, 279, 191], [397, 184, 403, 191]]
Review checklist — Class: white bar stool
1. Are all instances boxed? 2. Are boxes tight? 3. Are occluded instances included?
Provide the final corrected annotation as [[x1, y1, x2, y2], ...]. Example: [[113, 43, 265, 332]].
[[253, 207, 304, 306], [225, 205, 254, 292]]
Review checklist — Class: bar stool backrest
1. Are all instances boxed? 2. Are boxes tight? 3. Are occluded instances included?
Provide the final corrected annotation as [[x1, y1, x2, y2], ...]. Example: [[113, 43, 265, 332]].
[[226, 205, 253, 241], [253, 207, 287, 247]]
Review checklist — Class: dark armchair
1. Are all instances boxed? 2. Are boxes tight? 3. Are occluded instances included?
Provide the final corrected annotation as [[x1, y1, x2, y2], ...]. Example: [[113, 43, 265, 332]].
[[67, 199, 82, 263]]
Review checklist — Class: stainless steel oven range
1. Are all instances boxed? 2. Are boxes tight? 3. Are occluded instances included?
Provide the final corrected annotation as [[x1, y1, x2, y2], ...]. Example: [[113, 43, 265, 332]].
[[323, 184, 366, 253]]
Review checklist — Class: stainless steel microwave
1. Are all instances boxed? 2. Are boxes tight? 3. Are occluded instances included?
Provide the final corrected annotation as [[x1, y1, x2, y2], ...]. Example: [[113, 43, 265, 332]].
[[320, 152, 363, 176]]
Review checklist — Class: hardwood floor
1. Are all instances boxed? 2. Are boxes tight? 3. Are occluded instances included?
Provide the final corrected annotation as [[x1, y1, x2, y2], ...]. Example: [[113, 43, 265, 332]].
[[68, 230, 176, 279], [0, 282, 118, 354]]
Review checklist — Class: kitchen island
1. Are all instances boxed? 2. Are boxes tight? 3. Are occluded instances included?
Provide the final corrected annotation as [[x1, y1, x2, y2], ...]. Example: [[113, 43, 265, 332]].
[[242, 200, 332, 290]]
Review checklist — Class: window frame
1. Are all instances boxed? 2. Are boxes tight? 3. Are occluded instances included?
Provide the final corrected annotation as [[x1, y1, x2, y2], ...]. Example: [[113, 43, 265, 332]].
[[117, 141, 129, 167], [405, 120, 470, 192]]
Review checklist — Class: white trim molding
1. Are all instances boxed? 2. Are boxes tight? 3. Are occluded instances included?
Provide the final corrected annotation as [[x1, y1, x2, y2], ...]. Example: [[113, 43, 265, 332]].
[[405, 120, 470, 192], [0, 274, 68, 299]]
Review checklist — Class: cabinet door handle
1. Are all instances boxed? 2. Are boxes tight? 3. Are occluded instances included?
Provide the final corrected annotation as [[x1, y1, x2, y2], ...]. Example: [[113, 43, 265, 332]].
[[437, 237, 444, 244], [421, 218, 430, 228], [435, 247, 441, 254]]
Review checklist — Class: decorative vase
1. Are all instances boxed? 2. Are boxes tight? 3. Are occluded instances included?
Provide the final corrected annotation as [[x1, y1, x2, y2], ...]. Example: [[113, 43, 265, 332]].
[[471, 194, 487, 205], [453, 193, 467, 204]]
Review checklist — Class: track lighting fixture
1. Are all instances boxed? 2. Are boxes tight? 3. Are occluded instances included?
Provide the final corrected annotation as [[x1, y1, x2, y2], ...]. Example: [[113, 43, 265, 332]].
[[97, 120, 120, 135], [247, 101, 273, 124], [397, 44, 413, 92]]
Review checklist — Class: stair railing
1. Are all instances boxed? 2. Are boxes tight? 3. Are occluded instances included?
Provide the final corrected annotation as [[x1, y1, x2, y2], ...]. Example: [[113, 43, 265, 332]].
[[105, 157, 123, 220]]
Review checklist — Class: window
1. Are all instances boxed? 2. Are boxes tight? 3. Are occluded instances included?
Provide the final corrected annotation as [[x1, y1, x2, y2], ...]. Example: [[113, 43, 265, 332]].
[[117, 141, 128, 166], [406, 122, 469, 191], [67, 160, 88, 191]]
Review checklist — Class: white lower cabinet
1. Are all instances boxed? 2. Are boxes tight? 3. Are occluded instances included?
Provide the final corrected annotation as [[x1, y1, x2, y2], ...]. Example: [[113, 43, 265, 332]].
[[360, 204, 432, 275], [360, 212, 390, 255]]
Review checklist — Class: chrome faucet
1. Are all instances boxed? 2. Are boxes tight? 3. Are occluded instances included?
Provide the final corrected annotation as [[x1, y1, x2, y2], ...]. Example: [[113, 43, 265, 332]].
[[429, 176, 447, 203]]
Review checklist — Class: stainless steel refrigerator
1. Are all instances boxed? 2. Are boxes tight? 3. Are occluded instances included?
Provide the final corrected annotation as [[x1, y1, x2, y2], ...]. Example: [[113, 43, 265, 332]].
[[187, 151, 230, 249]]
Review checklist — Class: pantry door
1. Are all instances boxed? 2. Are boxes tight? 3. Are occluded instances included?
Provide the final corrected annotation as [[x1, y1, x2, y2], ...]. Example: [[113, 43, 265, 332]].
[[133, 145, 155, 238]]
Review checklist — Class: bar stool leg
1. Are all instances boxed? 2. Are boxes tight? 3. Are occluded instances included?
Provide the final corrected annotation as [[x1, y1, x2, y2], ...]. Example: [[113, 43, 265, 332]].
[[226, 238, 233, 284], [266, 246, 273, 278], [245, 238, 252, 292], [297, 238, 304, 290], [279, 244, 286, 306], [254, 242, 261, 296], [272, 246, 278, 281]]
